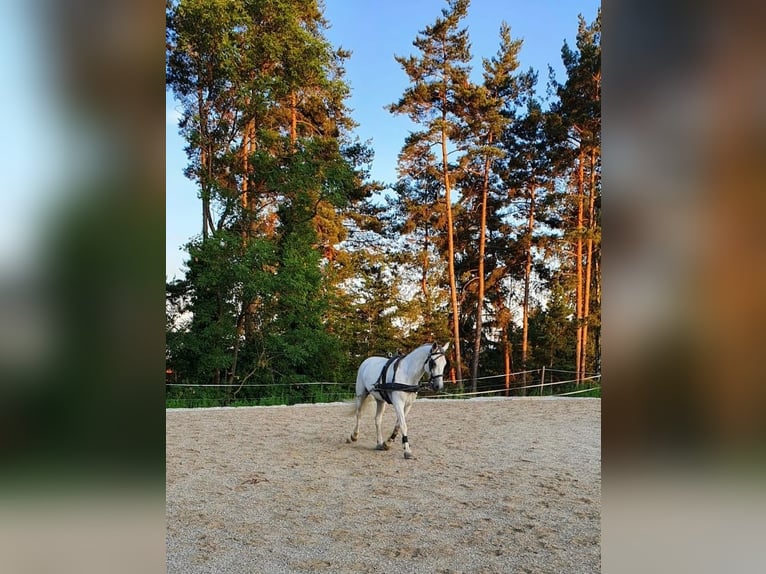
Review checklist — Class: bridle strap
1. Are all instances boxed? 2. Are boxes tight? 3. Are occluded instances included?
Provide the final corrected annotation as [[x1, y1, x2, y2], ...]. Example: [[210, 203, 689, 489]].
[[424, 350, 446, 387]]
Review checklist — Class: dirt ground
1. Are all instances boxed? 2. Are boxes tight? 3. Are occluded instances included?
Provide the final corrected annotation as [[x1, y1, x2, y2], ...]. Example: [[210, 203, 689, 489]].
[[166, 397, 600, 573]]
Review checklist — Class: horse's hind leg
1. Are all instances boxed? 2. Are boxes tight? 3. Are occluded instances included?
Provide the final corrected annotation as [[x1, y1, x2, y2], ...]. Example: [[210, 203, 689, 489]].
[[374, 399, 389, 450], [347, 394, 365, 443]]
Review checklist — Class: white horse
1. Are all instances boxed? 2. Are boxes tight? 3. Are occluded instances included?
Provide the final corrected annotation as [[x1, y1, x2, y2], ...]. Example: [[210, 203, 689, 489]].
[[347, 343, 449, 459]]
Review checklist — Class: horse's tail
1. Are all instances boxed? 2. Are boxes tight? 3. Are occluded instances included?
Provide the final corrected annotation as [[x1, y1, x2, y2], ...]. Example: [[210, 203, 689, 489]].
[[347, 392, 371, 417]]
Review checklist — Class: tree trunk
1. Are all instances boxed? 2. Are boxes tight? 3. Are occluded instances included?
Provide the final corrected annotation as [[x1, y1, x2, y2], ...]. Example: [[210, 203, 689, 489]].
[[574, 148, 585, 384], [241, 121, 250, 223], [197, 85, 210, 241], [471, 148, 492, 392], [581, 148, 597, 378], [290, 91, 298, 145], [441, 121, 463, 386], [421, 222, 430, 298], [242, 117, 261, 339], [228, 309, 246, 386], [594, 249, 601, 372], [504, 337, 511, 397], [201, 146, 210, 240], [521, 190, 536, 394]]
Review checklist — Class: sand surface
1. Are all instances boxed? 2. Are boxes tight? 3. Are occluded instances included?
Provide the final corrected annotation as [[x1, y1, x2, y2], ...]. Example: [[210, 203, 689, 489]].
[[166, 397, 600, 573]]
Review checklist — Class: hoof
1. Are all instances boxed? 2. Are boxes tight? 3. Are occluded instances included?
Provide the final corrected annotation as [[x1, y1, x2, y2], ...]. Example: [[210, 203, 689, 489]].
[[404, 451, 414, 460], [375, 443, 390, 451], [347, 434, 357, 443]]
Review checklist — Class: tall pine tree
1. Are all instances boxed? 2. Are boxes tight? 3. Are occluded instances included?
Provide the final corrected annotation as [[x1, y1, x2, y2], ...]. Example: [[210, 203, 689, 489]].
[[388, 0, 472, 383], [459, 22, 532, 391], [549, 9, 601, 383]]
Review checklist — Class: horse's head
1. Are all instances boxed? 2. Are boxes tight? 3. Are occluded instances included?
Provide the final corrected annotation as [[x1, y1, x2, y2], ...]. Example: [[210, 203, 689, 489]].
[[424, 342, 449, 391]]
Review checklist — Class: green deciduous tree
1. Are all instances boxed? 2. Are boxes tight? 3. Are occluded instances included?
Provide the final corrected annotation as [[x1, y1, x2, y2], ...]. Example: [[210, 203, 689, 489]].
[[166, 0, 371, 398]]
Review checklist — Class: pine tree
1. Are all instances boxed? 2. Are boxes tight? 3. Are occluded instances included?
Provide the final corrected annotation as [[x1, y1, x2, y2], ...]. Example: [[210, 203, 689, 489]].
[[460, 22, 531, 392], [388, 132, 446, 323], [528, 277, 576, 369], [388, 0, 472, 384], [166, 0, 247, 240], [500, 92, 561, 390], [549, 9, 601, 383]]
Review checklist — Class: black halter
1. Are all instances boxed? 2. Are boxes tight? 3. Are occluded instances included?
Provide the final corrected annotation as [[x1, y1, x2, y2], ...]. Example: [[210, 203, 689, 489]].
[[372, 346, 446, 402], [425, 348, 446, 390]]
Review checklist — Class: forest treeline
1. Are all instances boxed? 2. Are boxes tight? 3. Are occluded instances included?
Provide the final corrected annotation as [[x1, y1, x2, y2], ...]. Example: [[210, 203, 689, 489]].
[[165, 0, 601, 403]]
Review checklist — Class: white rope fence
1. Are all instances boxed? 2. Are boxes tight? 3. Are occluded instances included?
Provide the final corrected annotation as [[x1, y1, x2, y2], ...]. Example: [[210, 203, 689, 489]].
[[557, 385, 601, 396], [166, 381, 340, 387], [166, 368, 601, 405], [164, 369, 544, 388], [425, 374, 602, 399]]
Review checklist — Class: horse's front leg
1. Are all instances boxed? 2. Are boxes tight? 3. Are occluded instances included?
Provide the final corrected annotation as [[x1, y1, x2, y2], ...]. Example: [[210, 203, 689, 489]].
[[387, 424, 400, 444], [387, 398, 413, 444], [374, 399, 389, 450], [392, 396, 413, 459]]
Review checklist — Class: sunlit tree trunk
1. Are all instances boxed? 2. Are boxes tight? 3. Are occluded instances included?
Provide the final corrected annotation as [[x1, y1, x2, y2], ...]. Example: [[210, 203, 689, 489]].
[[470, 148, 492, 392], [575, 148, 585, 384], [421, 222, 430, 298], [290, 91, 298, 145], [521, 190, 536, 393], [504, 337, 511, 396], [581, 148, 597, 378], [442, 120, 463, 385]]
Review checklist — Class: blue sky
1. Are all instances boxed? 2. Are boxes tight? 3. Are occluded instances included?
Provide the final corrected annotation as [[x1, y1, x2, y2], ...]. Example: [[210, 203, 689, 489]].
[[166, 0, 601, 279], [2, 2, 69, 278]]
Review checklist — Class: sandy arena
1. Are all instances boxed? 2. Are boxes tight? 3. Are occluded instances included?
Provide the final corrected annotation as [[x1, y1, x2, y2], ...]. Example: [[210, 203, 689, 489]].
[[166, 397, 601, 573]]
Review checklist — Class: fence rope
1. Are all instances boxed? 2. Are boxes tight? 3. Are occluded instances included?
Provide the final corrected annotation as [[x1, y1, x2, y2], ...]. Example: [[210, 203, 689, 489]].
[[428, 374, 601, 399], [557, 386, 601, 396], [445, 369, 541, 386], [165, 368, 544, 387], [543, 368, 601, 376], [166, 372, 601, 405], [166, 381, 342, 388]]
